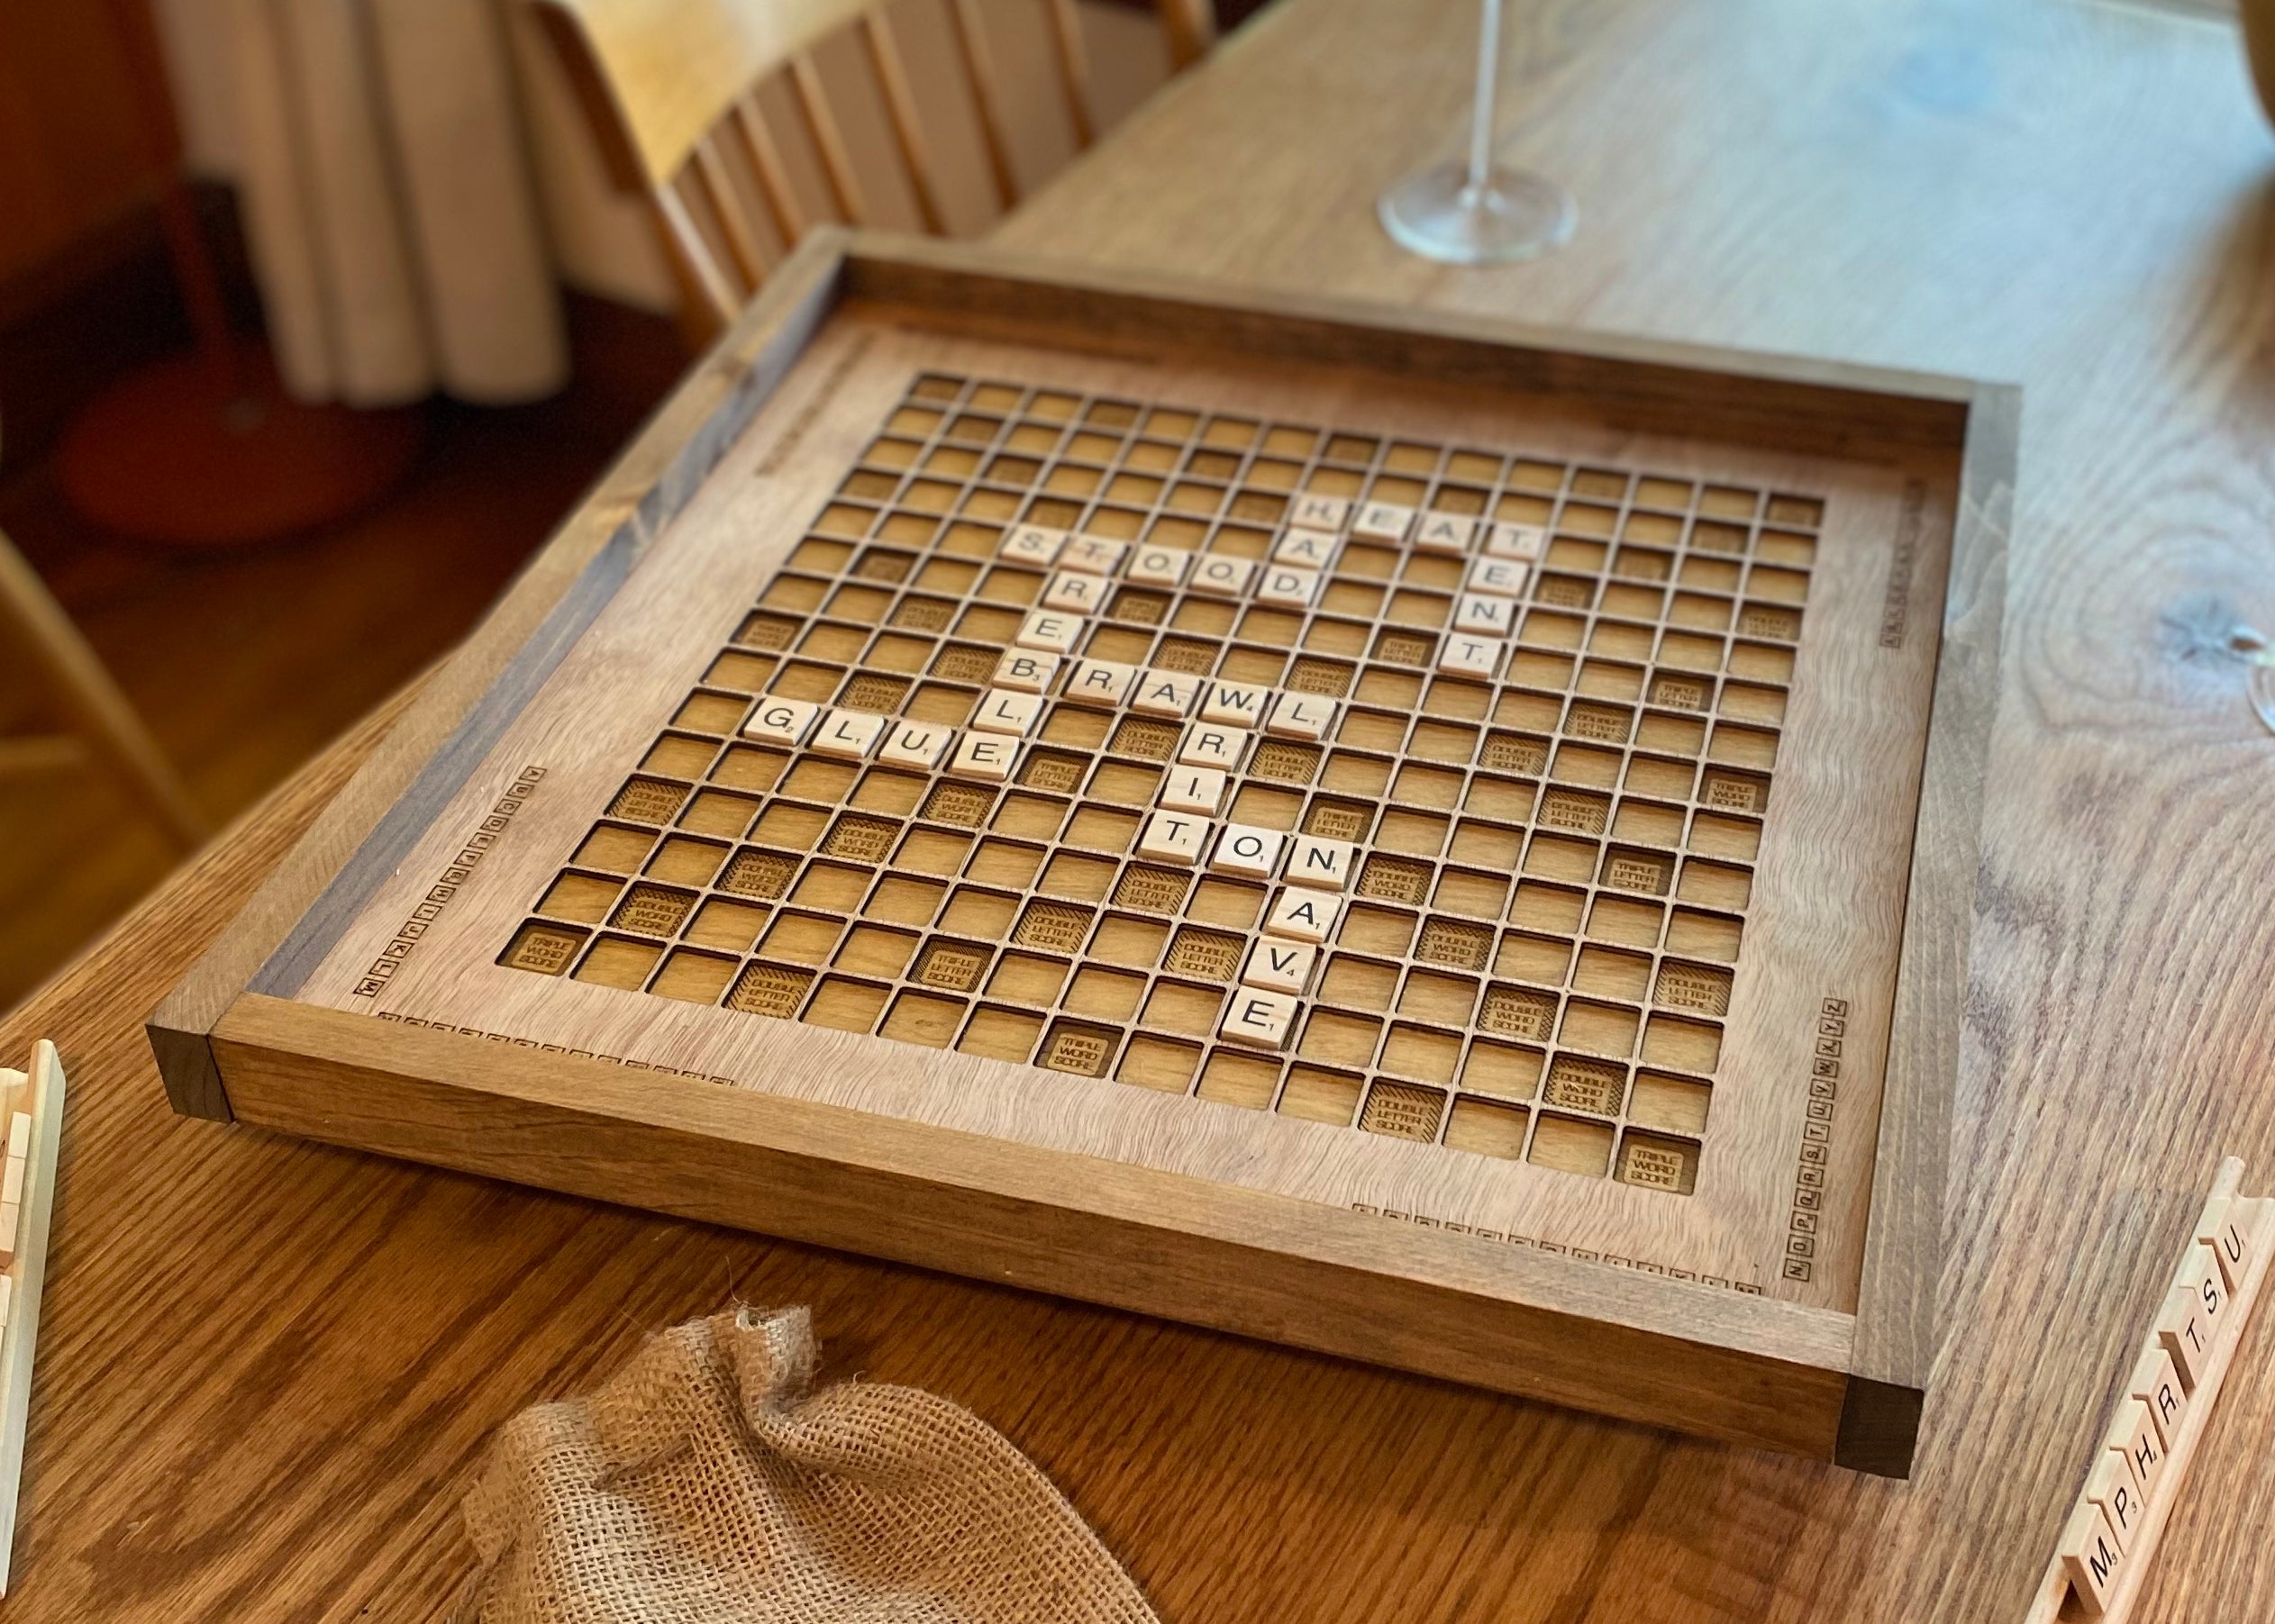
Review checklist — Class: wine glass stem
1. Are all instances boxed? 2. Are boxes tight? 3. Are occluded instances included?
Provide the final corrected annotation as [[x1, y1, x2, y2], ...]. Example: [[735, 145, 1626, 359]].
[[1466, 0, 1504, 196]]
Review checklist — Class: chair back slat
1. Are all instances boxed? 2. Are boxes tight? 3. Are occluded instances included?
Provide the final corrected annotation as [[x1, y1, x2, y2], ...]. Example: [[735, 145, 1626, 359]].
[[945, 0, 1022, 208], [858, 14, 948, 235], [535, 0, 1215, 343]]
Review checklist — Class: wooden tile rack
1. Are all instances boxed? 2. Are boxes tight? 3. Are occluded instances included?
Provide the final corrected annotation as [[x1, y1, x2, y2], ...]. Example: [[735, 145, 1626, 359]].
[[146, 231, 2015, 1474], [0, 1041, 65, 1593], [2023, 1157, 2271, 1621]]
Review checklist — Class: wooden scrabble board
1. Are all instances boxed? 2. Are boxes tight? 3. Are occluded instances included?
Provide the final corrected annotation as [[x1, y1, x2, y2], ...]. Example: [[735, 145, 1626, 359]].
[[150, 234, 2013, 1474]]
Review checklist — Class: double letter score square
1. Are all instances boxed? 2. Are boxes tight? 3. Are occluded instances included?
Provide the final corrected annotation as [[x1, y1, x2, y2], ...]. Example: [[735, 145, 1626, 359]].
[[1138, 811, 1209, 865]]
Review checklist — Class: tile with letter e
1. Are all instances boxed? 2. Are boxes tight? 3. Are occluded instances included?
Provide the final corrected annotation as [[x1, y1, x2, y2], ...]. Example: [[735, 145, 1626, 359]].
[[1220, 987, 1299, 1048], [948, 731, 1018, 782], [1352, 502, 1415, 541], [1016, 609, 1083, 653], [1466, 556, 1531, 597]]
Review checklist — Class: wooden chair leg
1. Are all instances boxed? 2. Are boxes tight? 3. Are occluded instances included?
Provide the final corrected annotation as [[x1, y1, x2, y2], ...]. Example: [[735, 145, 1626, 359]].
[[0, 532, 206, 851]]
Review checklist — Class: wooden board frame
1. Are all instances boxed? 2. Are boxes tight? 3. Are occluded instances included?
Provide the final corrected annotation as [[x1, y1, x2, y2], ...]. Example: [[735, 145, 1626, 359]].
[[148, 231, 2015, 1474]]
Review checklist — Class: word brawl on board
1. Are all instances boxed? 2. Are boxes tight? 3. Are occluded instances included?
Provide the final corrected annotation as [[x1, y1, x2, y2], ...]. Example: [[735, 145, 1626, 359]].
[[501, 373, 1823, 1199]]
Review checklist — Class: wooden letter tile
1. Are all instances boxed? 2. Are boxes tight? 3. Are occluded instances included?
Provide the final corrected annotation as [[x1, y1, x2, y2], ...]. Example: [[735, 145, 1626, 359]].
[[1138, 811, 1210, 865], [810, 707, 887, 759], [742, 695, 820, 746], [948, 731, 1018, 782], [2057, 1499, 2125, 1616], [1200, 681, 1269, 727], [1188, 554, 1257, 597], [1288, 494, 1351, 531], [1242, 939, 1316, 995], [1465, 557, 1530, 598], [1220, 987, 1299, 1048], [1060, 534, 1127, 575], [1272, 527, 1340, 568], [1485, 522, 1546, 559], [1453, 593, 1517, 636], [971, 689, 1044, 736], [1178, 722, 1251, 771], [1160, 766, 1226, 814], [1042, 570, 1107, 613], [1286, 834, 1355, 890], [1133, 670, 1202, 717], [1436, 633, 1503, 679], [2197, 1195, 2255, 1293], [1351, 502, 1415, 541], [1264, 887, 1342, 943], [2084, 1450, 2143, 1552], [2157, 1250, 2230, 1393], [1126, 544, 1189, 586], [1264, 691, 1336, 740], [1413, 512, 1476, 554], [2125, 1344, 2186, 1448], [2107, 1397, 2166, 1502], [1210, 823, 1285, 879], [879, 720, 953, 768], [1065, 658, 1140, 708], [1256, 565, 1322, 607], [1016, 609, 1083, 653], [1001, 523, 1067, 566], [993, 651, 1060, 693]]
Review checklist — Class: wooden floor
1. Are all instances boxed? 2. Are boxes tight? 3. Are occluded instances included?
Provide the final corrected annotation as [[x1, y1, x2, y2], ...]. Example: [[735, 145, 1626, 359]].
[[0, 221, 687, 1012]]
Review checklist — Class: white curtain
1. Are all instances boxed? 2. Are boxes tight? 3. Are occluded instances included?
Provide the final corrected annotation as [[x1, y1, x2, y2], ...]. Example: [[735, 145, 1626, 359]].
[[153, 0, 589, 406]]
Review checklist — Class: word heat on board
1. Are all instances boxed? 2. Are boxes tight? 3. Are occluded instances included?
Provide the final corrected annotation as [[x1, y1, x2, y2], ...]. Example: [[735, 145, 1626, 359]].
[[151, 236, 2012, 1474]]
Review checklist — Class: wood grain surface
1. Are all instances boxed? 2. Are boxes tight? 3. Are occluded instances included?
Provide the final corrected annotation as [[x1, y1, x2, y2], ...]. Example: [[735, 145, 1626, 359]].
[[5, 0, 2275, 1618]]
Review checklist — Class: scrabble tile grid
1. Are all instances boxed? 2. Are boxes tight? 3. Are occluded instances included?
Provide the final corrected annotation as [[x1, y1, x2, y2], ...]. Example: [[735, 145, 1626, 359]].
[[495, 368, 1821, 1207]]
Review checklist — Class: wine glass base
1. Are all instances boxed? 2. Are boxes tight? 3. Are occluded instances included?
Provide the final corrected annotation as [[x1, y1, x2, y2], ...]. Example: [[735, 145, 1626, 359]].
[[1378, 161, 1576, 265]]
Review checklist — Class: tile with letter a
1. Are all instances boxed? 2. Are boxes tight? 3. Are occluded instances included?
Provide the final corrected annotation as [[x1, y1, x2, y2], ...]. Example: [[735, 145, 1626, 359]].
[[1060, 534, 1126, 575], [1001, 523, 1066, 566], [1160, 766, 1225, 813], [1221, 987, 1299, 1048], [742, 695, 819, 746], [1352, 502, 1415, 541], [1288, 494, 1351, 531], [879, 720, 952, 768], [994, 650, 1059, 693], [1188, 555, 1256, 597], [1413, 512, 1476, 555], [1486, 522, 1545, 559], [1437, 633, 1502, 679], [1133, 670, 1200, 718], [1265, 691, 1336, 740], [1210, 823, 1284, 879], [1042, 570, 1107, 613], [1286, 834, 1354, 890], [948, 731, 1018, 782], [1200, 681, 1269, 727], [1127, 544, 1188, 586], [1243, 938, 1316, 994], [1138, 811, 1210, 865], [1265, 887, 1342, 943], [1273, 528, 1339, 568], [972, 689, 1043, 736], [1454, 593, 1517, 636], [1179, 721, 1250, 770], [1065, 658, 1139, 708], [809, 707, 886, 758], [1256, 565, 1321, 607], [1017, 609, 1083, 653]]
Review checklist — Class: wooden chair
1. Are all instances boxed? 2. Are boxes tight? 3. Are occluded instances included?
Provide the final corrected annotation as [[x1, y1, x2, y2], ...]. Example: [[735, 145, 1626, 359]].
[[0, 529, 206, 852], [532, 0, 1215, 342]]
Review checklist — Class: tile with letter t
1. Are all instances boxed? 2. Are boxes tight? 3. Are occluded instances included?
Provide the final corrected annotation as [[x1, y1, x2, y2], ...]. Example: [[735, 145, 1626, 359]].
[[2157, 1247, 2230, 1393], [1137, 811, 1210, 865]]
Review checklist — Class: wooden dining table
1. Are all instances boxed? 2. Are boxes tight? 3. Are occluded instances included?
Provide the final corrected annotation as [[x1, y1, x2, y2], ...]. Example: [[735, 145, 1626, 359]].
[[8, 0, 2275, 1616]]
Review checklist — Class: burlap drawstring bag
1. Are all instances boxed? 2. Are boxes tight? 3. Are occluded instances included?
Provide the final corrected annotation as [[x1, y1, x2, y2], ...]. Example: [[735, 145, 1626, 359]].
[[458, 1306, 1160, 1624]]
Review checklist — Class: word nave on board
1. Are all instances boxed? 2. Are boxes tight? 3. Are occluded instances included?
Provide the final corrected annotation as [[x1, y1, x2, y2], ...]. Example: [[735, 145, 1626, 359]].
[[501, 372, 1823, 1200]]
